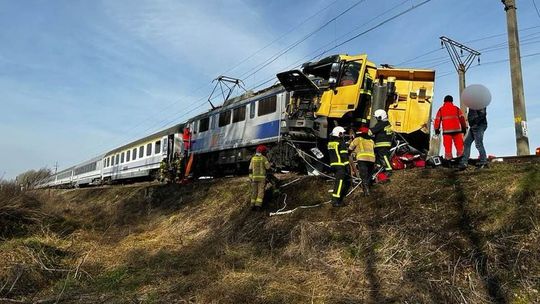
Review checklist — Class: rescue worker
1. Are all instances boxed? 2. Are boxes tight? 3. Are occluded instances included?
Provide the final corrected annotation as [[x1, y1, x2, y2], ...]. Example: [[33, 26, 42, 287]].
[[370, 109, 393, 177], [169, 152, 179, 182], [434, 95, 467, 160], [459, 107, 488, 170], [349, 127, 375, 196], [159, 159, 169, 183], [172, 152, 183, 182], [328, 126, 350, 207], [249, 145, 271, 211]]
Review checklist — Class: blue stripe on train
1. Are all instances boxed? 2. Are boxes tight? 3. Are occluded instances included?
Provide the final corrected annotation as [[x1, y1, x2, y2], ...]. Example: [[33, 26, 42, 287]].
[[191, 120, 280, 151], [256, 120, 280, 139]]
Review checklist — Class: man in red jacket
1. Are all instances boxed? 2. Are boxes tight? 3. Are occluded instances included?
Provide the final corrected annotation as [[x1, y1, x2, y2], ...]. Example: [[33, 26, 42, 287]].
[[434, 95, 467, 160]]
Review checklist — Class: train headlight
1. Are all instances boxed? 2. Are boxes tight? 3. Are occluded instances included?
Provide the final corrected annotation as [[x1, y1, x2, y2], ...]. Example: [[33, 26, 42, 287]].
[[281, 120, 287, 128]]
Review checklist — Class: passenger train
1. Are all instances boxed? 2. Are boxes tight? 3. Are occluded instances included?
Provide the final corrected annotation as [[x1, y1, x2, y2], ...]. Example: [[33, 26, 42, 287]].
[[37, 53, 436, 188]]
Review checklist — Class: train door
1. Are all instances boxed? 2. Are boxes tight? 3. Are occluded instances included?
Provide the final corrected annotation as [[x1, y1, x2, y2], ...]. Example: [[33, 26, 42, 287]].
[[167, 134, 174, 163]]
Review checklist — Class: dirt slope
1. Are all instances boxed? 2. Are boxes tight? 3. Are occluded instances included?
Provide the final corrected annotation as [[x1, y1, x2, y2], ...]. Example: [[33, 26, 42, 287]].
[[0, 162, 539, 303]]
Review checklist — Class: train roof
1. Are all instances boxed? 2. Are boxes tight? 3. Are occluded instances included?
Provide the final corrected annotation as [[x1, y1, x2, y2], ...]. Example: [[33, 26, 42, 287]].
[[105, 123, 185, 156], [75, 155, 105, 167], [188, 84, 284, 122]]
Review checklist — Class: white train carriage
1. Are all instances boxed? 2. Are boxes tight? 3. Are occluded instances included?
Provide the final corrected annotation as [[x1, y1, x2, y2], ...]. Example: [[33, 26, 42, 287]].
[[72, 155, 103, 187], [52, 167, 75, 188], [101, 124, 185, 183]]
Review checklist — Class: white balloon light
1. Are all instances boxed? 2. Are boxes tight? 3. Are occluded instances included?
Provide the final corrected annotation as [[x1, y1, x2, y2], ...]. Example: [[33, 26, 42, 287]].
[[461, 84, 492, 110]]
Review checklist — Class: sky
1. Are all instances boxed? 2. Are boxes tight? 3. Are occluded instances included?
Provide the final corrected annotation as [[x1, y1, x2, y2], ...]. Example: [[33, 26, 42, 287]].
[[1, 0, 539, 179]]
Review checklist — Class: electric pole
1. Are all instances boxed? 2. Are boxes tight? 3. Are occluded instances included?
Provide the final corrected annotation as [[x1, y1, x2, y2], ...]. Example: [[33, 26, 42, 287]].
[[54, 161, 58, 174], [440, 36, 481, 113], [502, 0, 530, 155]]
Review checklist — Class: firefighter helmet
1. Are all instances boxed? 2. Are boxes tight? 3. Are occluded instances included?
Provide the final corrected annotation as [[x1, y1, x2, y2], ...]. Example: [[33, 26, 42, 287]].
[[374, 109, 387, 120], [256, 145, 268, 154], [331, 126, 346, 137]]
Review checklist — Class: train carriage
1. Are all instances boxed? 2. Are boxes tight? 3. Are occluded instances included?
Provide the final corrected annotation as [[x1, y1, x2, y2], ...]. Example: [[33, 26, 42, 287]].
[[101, 124, 185, 183]]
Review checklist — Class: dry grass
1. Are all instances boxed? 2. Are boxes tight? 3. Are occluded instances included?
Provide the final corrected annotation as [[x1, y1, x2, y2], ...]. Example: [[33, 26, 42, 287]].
[[0, 163, 539, 303]]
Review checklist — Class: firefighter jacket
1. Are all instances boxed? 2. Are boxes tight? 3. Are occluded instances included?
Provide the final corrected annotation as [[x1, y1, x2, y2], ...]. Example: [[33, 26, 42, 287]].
[[349, 137, 375, 162], [434, 102, 467, 134], [370, 120, 393, 148], [249, 153, 271, 182], [328, 138, 349, 166]]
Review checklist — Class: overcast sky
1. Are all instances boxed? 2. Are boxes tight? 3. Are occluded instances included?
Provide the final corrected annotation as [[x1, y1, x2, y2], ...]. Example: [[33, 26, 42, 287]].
[[1, 0, 539, 179]]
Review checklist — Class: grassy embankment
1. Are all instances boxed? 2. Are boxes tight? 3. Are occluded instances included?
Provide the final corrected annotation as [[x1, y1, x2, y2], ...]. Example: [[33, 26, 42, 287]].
[[0, 162, 539, 303]]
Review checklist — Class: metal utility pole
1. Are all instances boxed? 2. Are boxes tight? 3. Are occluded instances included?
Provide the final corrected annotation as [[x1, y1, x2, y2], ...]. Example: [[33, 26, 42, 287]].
[[502, 0, 530, 155], [440, 36, 481, 113], [54, 161, 58, 174]]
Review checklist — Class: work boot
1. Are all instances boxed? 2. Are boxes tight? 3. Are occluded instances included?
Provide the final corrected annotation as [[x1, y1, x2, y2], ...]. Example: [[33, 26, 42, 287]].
[[251, 205, 261, 211], [476, 163, 489, 170], [332, 201, 345, 207], [362, 184, 370, 197], [457, 164, 467, 171]]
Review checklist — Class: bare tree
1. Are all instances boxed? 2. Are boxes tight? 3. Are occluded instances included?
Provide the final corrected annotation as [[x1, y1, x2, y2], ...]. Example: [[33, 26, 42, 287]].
[[15, 168, 52, 190]]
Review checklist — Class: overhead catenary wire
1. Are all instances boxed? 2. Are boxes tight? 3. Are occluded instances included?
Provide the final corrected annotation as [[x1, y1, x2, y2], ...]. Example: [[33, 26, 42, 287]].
[[239, 0, 368, 81], [246, 0, 431, 91]]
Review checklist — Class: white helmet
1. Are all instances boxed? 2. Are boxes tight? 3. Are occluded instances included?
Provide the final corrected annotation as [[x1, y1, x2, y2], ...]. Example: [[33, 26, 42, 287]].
[[331, 126, 346, 137], [374, 109, 388, 120]]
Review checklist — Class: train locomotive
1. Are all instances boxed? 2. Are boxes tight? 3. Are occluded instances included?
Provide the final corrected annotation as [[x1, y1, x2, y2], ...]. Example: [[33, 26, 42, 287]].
[[37, 53, 435, 188]]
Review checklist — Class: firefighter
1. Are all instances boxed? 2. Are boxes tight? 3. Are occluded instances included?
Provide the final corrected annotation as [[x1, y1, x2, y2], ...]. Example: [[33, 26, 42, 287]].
[[370, 109, 393, 177], [328, 126, 350, 207], [159, 158, 169, 183], [249, 145, 271, 211], [172, 152, 183, 182], [349, 127, 375, 196], [434, 95, 467, 160]]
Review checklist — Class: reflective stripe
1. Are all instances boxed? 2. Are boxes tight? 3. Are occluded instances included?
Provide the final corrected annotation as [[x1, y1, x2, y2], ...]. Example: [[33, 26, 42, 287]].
[[333, 179, 343, 198], [357, 152, 375, 157], [441, 115, 460, 120], [375, 142, 392, 147], [384, 155, 393, 170], [339, 150, 348, 154], [331, 161, 349, 166], [360, 89, 372, 95]]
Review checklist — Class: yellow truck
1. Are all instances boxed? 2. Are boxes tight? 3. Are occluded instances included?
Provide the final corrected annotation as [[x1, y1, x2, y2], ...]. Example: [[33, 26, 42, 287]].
[[276, 53, 435, 151]]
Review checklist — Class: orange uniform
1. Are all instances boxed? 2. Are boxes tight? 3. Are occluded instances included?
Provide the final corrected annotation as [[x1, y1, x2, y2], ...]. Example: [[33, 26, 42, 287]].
[[434, 96, 467, 160]]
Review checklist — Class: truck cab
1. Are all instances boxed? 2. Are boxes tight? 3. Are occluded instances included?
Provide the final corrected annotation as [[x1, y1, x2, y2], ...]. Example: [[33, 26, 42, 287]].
[[277, 53, 435, 151]]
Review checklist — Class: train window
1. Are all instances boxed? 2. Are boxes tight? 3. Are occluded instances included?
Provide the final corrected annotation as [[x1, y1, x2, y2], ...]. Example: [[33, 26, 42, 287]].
[[232, 106, 246, 123], [249, 101, 256, 119], [155, 141, 161, 154], [219, 110, 231, 127], [126, 150, 131, 162], [146, 143, 152, 156], [121, 152, 125, 163], [139, 146, 144, 158], [115, 154, 119, 165], [103, 159, 106, 167], [199, 117, 210, 132], [258, 96, 277, 116], [133, 148, 137, 160], [107, 157, 110, 167]]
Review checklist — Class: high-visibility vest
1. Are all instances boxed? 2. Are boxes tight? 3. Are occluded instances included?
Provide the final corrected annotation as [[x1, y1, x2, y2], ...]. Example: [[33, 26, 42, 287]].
[[249, 154, 270, 182], [328, 140, 349, 166], [434, 102, 467, 134], [349, 137, 375, 162]]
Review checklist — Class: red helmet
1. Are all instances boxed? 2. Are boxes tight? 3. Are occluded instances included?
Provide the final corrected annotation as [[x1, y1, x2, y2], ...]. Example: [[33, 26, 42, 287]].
[[256, 145, 268, 154]]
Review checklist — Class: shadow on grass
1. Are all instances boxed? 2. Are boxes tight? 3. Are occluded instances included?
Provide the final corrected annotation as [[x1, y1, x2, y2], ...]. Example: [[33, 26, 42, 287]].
[[446, 169, 508, 304]]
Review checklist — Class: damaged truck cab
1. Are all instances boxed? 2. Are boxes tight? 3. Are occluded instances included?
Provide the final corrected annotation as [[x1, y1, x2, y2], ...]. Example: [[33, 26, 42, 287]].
[[277, 54, 435, 151]]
